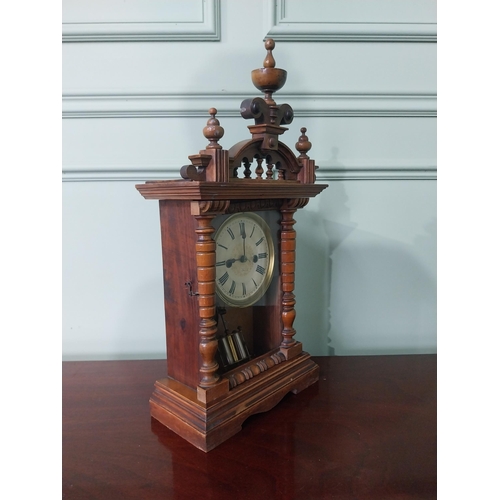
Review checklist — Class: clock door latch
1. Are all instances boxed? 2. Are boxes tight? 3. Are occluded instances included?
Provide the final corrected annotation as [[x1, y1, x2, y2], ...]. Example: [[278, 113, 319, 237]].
[[185, 281, 199, 297]]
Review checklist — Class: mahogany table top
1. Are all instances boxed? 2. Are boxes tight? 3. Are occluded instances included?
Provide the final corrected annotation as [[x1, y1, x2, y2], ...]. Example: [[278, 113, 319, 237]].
[[62, 355, 436, 499]]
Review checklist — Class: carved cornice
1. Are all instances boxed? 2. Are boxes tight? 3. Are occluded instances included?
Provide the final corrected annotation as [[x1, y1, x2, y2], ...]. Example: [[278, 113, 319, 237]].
[[194, 200, 230, 215], [226, 199, 284, 214], [282, 198, 309, 210], [136, 180, 327, 201]]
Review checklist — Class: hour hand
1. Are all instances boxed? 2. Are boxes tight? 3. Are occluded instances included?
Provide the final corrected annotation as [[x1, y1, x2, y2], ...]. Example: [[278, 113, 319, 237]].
[[225, 258, 237, 268]]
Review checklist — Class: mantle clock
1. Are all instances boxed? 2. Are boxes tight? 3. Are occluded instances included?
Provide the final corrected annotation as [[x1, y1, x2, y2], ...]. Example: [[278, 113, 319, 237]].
[[136, 39, 328, 452]]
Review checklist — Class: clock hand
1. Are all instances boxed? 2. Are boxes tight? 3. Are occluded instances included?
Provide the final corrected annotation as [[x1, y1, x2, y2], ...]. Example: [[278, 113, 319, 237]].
[[240, 222, 247, 259], [225, 258, 237, 268]]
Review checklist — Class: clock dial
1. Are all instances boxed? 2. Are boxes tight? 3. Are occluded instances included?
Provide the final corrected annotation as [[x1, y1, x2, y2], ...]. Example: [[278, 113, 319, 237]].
[[214, 213, 275, 307]]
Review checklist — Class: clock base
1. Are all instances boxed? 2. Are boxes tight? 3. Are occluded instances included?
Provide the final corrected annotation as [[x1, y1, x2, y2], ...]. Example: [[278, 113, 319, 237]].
[[150, 350, 319, 452]]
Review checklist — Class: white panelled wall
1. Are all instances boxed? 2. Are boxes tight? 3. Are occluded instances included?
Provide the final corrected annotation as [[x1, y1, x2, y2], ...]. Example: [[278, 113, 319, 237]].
[[62, 0, 436, 359]]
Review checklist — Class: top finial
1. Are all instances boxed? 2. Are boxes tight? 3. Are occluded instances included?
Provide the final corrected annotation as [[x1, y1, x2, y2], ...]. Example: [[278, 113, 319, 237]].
[[263, 39, 276, 68], [251, 38, 287, 104]]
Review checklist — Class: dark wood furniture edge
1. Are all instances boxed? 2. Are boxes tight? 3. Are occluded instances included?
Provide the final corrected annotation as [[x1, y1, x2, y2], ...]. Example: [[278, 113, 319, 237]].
[[150, 351, 319, 452], [136, 179, 328, 201]]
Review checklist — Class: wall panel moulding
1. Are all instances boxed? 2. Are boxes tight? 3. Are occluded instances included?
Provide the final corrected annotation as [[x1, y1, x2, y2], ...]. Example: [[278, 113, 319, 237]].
[[62, 0, 221, 42], [62, 93, 437, 119], [266, 0, 437, 42], [62, 165, 437, 183]]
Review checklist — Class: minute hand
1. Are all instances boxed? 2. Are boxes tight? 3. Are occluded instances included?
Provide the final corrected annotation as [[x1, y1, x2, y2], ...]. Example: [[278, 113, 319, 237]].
[[240, 223, 246, 258]]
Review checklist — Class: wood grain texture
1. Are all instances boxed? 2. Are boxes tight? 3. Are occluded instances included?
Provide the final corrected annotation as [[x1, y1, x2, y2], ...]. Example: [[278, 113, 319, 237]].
[[63, 355, 437, 499], [159, 200, 200, 388]]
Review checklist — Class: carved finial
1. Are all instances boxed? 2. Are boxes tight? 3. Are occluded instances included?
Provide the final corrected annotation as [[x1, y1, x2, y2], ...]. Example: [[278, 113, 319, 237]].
[[251, 38, 287, 105], [295, 127, 312, 158], [203, 108, 224, 149], [263, 38, 276, 68]]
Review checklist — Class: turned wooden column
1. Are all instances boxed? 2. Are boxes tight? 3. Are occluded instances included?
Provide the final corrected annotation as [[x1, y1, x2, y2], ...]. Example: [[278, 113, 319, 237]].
[[194, 214, 219, 388], [280, 207, 298, 349]]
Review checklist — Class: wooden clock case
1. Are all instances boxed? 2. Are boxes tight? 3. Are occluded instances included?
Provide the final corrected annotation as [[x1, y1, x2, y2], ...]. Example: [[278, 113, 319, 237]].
[[136, 39, 327, 451]]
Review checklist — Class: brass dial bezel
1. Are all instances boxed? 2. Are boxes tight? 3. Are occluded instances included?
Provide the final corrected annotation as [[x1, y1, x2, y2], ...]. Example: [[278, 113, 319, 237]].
[[214, 212, 275, 308]]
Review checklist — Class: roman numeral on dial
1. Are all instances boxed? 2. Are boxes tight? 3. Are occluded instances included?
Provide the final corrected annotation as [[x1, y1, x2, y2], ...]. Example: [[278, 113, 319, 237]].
[[218, 272, 229, 286], [256, 265, 266, 275]]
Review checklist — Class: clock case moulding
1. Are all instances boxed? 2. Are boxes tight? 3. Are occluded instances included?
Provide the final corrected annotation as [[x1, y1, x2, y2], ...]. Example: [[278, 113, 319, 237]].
[[136, 39, 328, 452]]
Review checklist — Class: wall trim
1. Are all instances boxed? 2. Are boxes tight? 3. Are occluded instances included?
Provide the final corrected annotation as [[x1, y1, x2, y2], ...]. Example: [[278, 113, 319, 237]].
[[62, 165, 437, 183], [62, 0, 220, 42], [266, 0, 436, 42], [62, 92, 437, 119], [319, 167, 437, 181]]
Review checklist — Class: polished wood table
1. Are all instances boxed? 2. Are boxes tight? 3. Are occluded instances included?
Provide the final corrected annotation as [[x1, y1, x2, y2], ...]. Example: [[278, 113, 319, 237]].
[[62, 355, 436, 499]]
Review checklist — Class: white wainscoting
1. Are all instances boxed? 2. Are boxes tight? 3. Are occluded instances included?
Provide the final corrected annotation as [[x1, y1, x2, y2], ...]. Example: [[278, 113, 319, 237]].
[[62, 0, 437, 359]]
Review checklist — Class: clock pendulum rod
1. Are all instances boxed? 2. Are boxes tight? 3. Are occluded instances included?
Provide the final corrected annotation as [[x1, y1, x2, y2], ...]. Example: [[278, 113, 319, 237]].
[[216, 307, 250, 369]]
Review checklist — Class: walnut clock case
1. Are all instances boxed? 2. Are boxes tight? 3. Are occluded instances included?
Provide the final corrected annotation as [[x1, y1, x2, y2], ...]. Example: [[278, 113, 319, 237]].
[[136, 39, 328, 452]]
